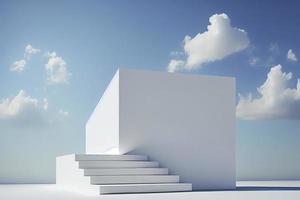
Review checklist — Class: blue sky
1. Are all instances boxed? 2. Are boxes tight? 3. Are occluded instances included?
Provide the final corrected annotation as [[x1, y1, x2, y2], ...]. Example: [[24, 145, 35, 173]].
[[1, 0, 300, 183]]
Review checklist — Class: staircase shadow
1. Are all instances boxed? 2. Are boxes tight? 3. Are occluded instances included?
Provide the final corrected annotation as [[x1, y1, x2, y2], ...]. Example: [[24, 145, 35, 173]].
[[236, 186, 300, 191]]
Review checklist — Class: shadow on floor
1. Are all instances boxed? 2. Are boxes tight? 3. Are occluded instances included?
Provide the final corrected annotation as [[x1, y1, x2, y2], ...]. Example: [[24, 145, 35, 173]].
[[236, 186, 300, 191], [191, 186, 300, 192]]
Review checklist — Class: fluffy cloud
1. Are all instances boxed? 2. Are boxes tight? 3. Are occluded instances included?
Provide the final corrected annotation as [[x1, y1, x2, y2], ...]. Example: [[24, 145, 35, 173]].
[[0, 90, 47, 126], [184, 13, 249, 68], [167, 59, 185, 73], [10, 44, 40, 72], [10, 46, 72, 85], [24, 45, 40, 59], [10, 59, 26, 72], [236, 65, 300, 120], [287, 49, 298, 62], [0, 90, 69, 128], [45, 52, 71, 84], [168, 13, 249, 72]]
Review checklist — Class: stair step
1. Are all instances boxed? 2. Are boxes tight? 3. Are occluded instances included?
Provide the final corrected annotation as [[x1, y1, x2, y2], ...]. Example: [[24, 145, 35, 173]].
[[75, 154, 147, 161], [79, 161, 159, 168], [91, 175, 179, 184], [85, 168, 168, 176], [99, 183, 192, 194]]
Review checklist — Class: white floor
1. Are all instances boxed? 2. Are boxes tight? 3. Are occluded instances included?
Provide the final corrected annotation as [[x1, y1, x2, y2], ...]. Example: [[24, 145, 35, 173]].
[[0, 181, 300, 200]]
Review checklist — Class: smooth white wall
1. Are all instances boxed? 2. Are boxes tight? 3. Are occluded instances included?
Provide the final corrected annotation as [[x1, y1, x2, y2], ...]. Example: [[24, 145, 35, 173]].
[[85, 71, 119, 154], [118, 69, 236, 190]]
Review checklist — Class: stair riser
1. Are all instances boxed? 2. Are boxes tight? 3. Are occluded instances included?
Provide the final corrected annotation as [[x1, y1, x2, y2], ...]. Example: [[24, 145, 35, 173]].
[[85, 168, 168, 176], [79, 161, 159, 168], [91, 175, 179, 185]]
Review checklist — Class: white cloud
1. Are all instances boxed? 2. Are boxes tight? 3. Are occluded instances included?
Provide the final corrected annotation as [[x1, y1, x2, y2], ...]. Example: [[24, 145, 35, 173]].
[[10, 44, 40, 73], [24, 45, 40, 59], [58, 109, 69, 116], [0, 90, 42, 119], [0, 90, 69, 128], [287, 49, 298, 62], [167, 13, 249, 72], [45, 52, 71, 84], [236, 64, 300, 120], [184, 13, 249, 68], [10, 59, 26, 72], [167, 59, 185, 73]]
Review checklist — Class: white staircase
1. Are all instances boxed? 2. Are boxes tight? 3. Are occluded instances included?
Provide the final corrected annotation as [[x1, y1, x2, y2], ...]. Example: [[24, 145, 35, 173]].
[[56, 154, 192, 195]]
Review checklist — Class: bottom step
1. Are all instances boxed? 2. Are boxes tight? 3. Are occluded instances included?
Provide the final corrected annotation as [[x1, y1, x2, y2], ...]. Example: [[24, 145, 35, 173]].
[[99, 183, 192, 194]]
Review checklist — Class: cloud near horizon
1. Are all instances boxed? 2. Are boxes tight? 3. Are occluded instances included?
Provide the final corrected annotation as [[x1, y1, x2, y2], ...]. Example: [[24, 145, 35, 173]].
[[236, 64, 300, 120], [0, 90, 69, 128], [168, 13, 250, 72], [0, 90, 48, 127]]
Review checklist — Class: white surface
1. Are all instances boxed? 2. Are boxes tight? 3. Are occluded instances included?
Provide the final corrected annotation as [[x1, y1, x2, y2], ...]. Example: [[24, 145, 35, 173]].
[[86, 70, 119, 154], [56, 154, 99, 195], [1, 182, 300, 200], [78, 160, 159, 168], [76, 154, 147, 161], [90, 175, 179, 184], [85, 69, 236, 190], [99, 183, 192, 194], [84, 168, 168, 175]]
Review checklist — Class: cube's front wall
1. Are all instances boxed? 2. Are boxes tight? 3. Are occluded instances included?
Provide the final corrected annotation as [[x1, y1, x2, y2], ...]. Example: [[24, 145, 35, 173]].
[[119, 69, 236, 190], [86, 69, 236, 190]]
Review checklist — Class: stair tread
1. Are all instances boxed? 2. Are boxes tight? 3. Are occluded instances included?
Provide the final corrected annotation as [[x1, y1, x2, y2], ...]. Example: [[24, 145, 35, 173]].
[[84, 168, 168, 175], [91, 175, 180, 185], [76, 154, 147, 161], [79, 160, 159, 168], [92, 175, 179, 177]]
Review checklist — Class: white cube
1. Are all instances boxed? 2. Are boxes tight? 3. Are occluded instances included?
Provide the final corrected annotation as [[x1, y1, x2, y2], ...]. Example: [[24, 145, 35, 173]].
[[86, 69, 236, 190]]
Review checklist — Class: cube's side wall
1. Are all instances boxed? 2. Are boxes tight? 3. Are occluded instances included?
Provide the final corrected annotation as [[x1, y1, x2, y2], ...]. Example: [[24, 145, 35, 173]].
[[85, 70, 119, 154], [119, 69, 236, 190]]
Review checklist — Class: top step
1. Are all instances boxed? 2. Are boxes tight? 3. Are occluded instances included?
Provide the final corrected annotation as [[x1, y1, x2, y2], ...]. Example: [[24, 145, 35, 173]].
[[75, 154, 147, 161]]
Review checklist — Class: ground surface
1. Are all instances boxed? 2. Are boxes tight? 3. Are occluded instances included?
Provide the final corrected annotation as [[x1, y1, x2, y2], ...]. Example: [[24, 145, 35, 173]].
[[0, 181, 300, 200]]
